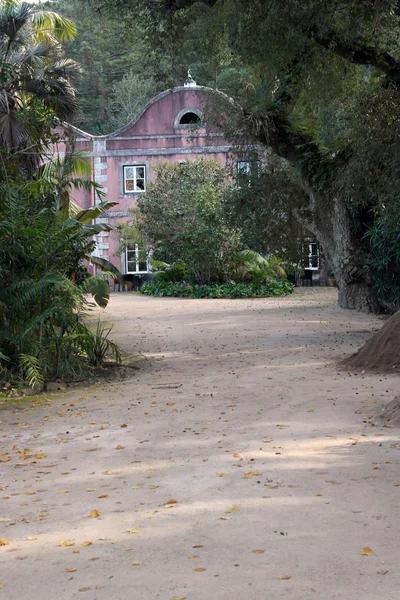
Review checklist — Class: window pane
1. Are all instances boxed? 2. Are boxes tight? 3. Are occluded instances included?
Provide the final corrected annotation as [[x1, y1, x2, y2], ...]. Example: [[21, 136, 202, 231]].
[[125, 179, 134, 191], [135, 178, 145, 191], [136, 167, 145, 179], [238, 161, 250, 174], [138, 261, 147, 272], [125, 167, 134, 178], [127, 261, 137, 272]]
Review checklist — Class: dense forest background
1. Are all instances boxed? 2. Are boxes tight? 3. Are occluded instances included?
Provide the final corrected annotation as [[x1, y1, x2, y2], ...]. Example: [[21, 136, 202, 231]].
[[45, 0, 240, 133]]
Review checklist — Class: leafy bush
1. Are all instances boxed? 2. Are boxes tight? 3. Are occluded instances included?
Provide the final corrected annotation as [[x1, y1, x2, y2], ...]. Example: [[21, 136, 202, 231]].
[[152, 260, 189, 282], [140, 279, 294, 298], [364, 200, 400, 313], [133, 160, 242, 284]]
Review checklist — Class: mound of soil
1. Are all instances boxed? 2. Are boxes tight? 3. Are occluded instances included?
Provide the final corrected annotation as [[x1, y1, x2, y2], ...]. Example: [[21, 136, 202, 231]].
[[378, 396, 400, 426], [343, 310, 400, 371]]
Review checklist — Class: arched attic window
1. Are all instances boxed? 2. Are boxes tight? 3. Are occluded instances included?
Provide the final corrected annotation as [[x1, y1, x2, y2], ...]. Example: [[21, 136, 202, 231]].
[[179, 111, 201, 125], [174, 107, 204, 129]]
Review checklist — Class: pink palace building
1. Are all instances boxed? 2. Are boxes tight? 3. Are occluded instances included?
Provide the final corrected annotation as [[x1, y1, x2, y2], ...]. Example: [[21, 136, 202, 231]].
[[56, 74, 234, 279]]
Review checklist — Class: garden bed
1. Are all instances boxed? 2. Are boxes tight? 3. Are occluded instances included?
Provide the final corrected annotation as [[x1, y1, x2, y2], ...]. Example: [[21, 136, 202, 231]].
[[140, 279, 294, 298]]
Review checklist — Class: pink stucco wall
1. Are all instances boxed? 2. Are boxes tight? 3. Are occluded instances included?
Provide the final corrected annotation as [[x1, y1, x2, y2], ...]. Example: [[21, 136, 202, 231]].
[[54, 86, 233, 274]]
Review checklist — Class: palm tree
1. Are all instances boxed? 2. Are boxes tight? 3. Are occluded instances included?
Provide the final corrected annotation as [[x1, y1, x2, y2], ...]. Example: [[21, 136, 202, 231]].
[[235, 250, 287, 284], [0, 0, 79, 168]]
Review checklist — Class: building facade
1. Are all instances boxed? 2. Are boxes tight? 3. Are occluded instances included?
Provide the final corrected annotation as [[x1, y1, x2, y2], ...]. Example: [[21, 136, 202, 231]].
[[56, 82, 232, 277], [53, 80, 326, 285]]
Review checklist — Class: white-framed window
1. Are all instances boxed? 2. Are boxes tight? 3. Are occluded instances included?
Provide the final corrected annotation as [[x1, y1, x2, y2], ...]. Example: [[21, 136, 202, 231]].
[[237, 160, 260, 177], [237, 160, 251, 175], [306, 242, 320, 270], [126, 245, 150, 274], [123, 165, 146, 193]]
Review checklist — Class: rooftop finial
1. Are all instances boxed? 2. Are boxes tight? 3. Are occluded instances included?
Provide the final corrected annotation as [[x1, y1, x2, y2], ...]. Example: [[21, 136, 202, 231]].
[[184, 68, 197, 87]]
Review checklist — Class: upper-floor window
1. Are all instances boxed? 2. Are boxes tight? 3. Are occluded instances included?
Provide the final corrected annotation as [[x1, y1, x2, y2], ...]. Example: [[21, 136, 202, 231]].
[[179, 112, 201, 125], [237, 161, 252, 175], [124, 165, 146, 193], [174, 107, 204, 129]]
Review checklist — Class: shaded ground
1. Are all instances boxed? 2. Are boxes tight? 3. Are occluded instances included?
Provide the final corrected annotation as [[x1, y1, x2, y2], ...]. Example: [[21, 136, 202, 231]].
[[1, 288, 399, 600]]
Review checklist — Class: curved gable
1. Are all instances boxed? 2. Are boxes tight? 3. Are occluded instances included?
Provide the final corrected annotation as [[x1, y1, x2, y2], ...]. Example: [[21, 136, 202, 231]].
[[107, 86, 213, 138]]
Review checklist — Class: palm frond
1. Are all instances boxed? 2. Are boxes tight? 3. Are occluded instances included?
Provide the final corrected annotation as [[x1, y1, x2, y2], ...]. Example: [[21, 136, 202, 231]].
[[19, 353, 44, 388], [85, 276, 110, 308], [75, 201, 117, 224], [88, 255, 125, 285], [31, 10, 77, 43]]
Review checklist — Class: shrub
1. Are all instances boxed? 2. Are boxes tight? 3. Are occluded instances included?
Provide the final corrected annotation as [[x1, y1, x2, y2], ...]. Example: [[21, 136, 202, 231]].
[[153, 260, 189, 282], [140, 279, 294, 298]]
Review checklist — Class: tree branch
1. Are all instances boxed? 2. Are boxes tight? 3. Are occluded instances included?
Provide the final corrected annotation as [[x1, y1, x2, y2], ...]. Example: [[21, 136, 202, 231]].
[[313, 33, 400, 86]]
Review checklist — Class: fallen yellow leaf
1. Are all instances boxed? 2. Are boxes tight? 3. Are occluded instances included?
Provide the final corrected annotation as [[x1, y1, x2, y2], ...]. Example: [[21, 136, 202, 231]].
[[359, 547, 376, 556], [72, 550, 80, 554], [126, 527, 140, 534], [243, 471, 260, 479], [251, 549, 265, 554], [193, 568, 206, 572], [95, 586, 105, 590], [0, 539, 9, 546], [216, 472, 228, 477], [60, 539, 75, 547], [66, 568, 76, 573], [220, 516, 230, 521], [34, 453, 47, 459], [131, 561, 141, 566], [225, 505, 239, 513], [0, 584, 3, 589], [57, 489, 69, 494], [169, 596, 186, 600], [278, 575, 291, 580], [120, 424, 128, 428], [188, 555, 199, 559], [192, 544, 203, 548], [87, 489, 95, 492], [164, 499, 178, 505], [98, 494, 108, 499], [115, 445, 125, 450], [82, 541, 93, 547], [148, 485, 159, 489], [90, 510, 101, 518]]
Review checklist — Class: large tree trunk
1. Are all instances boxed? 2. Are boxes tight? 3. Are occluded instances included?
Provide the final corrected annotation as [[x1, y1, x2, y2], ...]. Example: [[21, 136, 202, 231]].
[[298, 189, 379, 311]]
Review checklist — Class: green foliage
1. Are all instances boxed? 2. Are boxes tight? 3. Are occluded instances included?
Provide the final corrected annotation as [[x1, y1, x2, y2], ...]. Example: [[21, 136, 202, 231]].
[[153, 261, 189, 283], [81, 319, 122, 368], [140, 279, 294, 298], [133, 159, 242, 284], [0, 0, 80, 167], [234, 250, 287, 283], [43, 0, 177, 133], [364, 200, 400, 313], [0, 184, 122, 386]]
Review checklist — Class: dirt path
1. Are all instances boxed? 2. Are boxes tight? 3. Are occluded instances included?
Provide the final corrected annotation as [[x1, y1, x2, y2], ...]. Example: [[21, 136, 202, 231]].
[[1, 289, 399, 600]]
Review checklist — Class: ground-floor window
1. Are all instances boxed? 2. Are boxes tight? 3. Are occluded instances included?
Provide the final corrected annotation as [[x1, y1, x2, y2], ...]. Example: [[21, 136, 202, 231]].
[[125, 245, 150, 274], [305, 242, 320, 270]]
